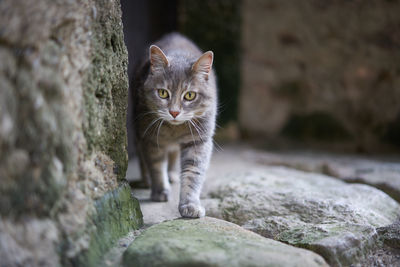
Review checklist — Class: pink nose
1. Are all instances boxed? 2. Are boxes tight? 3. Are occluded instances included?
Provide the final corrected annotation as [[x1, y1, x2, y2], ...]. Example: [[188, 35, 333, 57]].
[[169, 110, 180, 118]]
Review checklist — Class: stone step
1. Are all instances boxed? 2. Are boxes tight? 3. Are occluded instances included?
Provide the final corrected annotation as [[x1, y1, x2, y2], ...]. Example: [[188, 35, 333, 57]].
[[122, 217, 328, 267]]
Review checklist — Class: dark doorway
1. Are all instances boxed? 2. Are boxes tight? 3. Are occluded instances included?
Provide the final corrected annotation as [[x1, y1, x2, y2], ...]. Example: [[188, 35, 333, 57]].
[[121, 0, 178, 158]]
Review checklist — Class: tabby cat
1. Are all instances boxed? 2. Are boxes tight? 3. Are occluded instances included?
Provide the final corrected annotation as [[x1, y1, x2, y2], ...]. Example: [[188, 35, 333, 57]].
[[132, 33, 217, 218]]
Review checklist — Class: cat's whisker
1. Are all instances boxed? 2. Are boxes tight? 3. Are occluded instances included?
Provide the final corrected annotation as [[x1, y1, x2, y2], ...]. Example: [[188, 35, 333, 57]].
[[195, 120, 223, 153], [194, 119, 221, 154], [193, 119, 208, 138], [143, 117, 162, 137], [214, 122, 223, 129], [194, 118, 223, 152], [189, 120, 204, 143], [134, 111, 158, 122], [186, 121, 197, 154], [190, 119, 202, 133], [217, 101, 229, 114], [213, 140, 223, 152]]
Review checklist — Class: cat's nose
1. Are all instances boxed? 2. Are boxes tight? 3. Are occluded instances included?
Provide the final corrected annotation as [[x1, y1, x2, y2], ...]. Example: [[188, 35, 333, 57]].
[[169, 110, 180, 118]]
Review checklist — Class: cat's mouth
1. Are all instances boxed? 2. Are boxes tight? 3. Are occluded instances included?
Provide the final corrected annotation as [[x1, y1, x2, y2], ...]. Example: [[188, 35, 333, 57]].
[[168, 119, 185, 125]]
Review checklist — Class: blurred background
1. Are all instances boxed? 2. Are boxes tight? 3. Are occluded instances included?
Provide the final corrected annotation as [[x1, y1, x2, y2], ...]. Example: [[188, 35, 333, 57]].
[[121, 0, 400, 156]]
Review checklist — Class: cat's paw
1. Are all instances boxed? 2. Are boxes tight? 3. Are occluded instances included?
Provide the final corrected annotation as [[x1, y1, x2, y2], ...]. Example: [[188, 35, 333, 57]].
[[151, 189, 169, 202], [179, 203, 205, 218], [168, 171, 179, 184]]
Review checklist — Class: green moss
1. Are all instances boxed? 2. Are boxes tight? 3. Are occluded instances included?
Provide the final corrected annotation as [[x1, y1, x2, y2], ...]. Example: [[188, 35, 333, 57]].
[[278, 228, 325, 245], [122, 217, 326, 267], [68, 182, 143, 266], [178, 0, 242, 125], [82, 0, 129, 179], [281, 111, 352, 141]]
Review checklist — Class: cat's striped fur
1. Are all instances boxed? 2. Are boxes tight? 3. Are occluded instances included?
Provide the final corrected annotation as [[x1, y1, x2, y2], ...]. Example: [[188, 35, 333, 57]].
[[132, 33, 217, 218]]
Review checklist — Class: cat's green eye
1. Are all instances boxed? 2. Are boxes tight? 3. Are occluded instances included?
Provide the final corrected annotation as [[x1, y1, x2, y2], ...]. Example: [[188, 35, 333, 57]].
[[158, 89, 169, 99], [184, 91, 196, 101]]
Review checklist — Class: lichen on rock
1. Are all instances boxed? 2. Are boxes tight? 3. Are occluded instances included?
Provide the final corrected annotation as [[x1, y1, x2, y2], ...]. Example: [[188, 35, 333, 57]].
[[82, 0, 129, 180], [123, 217, 328, 267]]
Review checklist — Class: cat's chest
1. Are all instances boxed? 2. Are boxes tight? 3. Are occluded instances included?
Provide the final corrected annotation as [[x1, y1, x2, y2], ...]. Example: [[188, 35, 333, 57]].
[[158, 123, 195, 143], [138, 119, 197, 144]]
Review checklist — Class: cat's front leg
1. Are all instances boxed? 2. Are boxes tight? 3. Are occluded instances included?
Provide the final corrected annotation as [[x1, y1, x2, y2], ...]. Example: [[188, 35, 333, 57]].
[[167, 148, 180, 184], [179, 139, 213, 218], [143, 145, 170, 202]]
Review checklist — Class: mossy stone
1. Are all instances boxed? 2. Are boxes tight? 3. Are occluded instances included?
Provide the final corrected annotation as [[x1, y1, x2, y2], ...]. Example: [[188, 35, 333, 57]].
[[68, 182, 143, 266], [123, 217, 328, 267], [82, 0, 129, 180]]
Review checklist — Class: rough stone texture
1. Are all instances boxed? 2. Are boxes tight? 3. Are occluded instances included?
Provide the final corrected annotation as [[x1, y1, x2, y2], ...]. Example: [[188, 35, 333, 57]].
[[0, 218, 59, 266], [67, 182, 143, 266], [82, 0, 129, 178], [203, 149, 400, 266], [241, 149, 400, 203], [123, 217, 328, 267], [355, 246, 400, 267], [240, 0, 400, 152], [378, 220, 400, 249], [0, 0, 142, 265]]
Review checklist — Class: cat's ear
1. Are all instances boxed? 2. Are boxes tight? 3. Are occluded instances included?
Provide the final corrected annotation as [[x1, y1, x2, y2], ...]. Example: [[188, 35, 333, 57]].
[[149, 45, 169, 73], [192, 51, 213, 79]]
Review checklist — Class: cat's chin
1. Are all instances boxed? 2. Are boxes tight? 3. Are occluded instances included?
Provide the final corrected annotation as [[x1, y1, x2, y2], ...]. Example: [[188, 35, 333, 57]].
[[168, 120, 185, 125]]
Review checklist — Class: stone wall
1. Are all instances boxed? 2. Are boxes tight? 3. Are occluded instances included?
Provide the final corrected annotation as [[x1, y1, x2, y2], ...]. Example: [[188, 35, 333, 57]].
[[240, 0, 400, 152], [0, 0, 142, 266]]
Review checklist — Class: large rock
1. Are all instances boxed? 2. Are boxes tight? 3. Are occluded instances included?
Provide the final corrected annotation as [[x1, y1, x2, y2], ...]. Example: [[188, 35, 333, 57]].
[[243, 149, 400, 203], [0, 0, 142, 265], [203, 152, 400, 266], [123, 217, 328, 267]]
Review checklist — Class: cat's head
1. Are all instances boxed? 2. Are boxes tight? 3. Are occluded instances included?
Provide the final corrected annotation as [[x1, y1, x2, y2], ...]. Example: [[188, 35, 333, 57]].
[[143, 45, 215, 125]]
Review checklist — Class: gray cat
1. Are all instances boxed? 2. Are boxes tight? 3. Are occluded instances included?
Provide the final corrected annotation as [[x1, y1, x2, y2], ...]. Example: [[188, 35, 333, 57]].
[[132, 33, 217, 218]]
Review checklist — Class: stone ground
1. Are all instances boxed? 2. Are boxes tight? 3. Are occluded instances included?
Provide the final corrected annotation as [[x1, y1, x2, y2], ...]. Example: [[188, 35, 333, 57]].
[[102, 145, 400, 267]]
